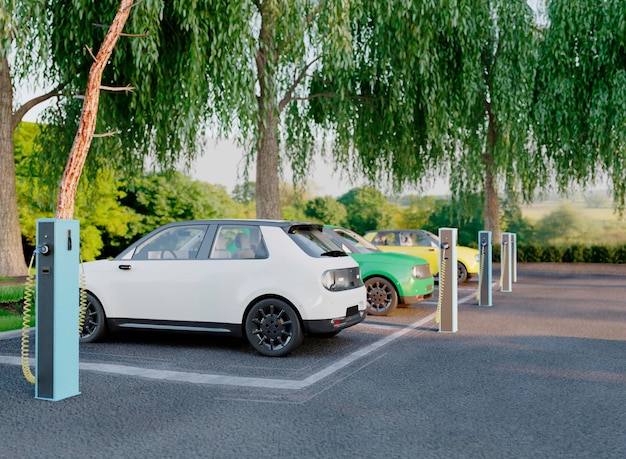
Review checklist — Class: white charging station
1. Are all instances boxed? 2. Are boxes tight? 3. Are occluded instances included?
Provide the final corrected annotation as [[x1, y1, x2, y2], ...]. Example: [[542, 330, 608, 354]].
[[35, 218, 81, 401], [511, 233, 518, 283], [438, 228, 458, 333], [478, 231, 493, 307], [500, 232, 513, 293]]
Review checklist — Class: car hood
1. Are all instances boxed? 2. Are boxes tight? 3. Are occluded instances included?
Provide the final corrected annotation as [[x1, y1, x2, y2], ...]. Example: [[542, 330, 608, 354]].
[[350, 251, 428, 266]]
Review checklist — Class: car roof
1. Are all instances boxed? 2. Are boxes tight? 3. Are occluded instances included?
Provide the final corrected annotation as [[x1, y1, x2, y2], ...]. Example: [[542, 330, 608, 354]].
[[159, 219, 321, 229]]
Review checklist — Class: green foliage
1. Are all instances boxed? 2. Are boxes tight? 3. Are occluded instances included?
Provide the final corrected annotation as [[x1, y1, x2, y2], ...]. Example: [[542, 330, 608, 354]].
[[15, 122, 139, 261], [338, 187, 395, 234], [535, 0, 626, 212], [119, 172, 246, 243], [425, 194, 484, 247], [304, 196, 347, 225], [532, 204, 589, 244], [515, 243, 626, 264], [394, 196, 439, 230]]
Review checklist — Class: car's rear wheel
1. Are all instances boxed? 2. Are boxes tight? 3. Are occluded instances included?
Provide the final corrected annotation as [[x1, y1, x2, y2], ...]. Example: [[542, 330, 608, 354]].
[[457, 262, 468, 283], [245, 298, 303, 357], [80, 292, 107, 343], [365, 276, 398, 316]]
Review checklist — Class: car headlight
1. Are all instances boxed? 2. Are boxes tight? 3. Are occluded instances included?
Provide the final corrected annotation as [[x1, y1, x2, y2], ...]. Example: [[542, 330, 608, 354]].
[[322, 267, 363, 291], [412, 264, 431, 279]]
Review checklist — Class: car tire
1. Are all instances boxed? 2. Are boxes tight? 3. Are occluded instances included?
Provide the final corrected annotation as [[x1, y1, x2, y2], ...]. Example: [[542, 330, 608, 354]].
[[245, 298, 304, 357], [80, 292, 107, 343], [457, 262, 468, 284], [365, 276, 398, 316]]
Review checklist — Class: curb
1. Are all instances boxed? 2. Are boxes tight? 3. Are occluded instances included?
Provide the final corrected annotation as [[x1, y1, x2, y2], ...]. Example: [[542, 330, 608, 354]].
[[0, 329, 28, 341]]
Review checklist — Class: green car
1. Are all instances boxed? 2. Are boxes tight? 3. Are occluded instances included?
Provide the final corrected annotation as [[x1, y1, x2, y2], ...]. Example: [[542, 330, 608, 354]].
[[324, 226, 434, 316]]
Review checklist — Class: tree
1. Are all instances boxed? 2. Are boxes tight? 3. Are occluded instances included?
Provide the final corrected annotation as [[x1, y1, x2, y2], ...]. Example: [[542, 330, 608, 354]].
[[1, 1, 250, 276], [304, 196, 347, 225], [15, 122, 139, 261], [338, 187, 396, 235], [1, 0, 57, 276], [119, 172, 246, 239], [426, 195, 484, 247], [534, 0, 626, 214], [311, 1, 538, 244]]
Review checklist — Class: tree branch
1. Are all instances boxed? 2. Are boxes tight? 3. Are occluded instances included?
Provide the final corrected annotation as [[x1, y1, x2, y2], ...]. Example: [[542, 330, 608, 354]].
[[100, 84, 134, 93], [12, 85, 65, 130], [278, 56, 321, 112]]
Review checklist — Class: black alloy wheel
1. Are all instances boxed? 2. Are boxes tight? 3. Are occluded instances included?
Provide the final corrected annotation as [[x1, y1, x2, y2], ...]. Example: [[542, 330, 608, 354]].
[[80, 292, 107, 343], [245, 298, 303, 357]]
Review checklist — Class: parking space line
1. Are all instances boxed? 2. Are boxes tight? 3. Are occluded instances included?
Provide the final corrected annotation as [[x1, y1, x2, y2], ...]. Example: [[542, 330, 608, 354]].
[[0, 289, 483, 389]]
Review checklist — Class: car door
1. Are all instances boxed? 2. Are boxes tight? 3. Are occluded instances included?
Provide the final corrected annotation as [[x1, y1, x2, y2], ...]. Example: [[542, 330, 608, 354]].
[[107, 224, 214, 323]]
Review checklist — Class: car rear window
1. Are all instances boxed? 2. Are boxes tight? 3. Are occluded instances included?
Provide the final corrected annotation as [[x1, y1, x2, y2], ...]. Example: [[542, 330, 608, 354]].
[[288, 225, 348, 258]]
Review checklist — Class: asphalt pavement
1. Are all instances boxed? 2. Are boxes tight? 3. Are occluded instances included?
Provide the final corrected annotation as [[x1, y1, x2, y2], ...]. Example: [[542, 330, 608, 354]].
[[0, 263, 624, 458]]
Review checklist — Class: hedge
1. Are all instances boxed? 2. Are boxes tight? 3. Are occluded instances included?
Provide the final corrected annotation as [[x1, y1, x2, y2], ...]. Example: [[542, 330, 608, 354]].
[[496, 243, 626, 264]]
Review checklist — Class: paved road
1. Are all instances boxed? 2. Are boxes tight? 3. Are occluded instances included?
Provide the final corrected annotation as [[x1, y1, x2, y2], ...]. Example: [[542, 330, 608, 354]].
[[0, 263, 624, 458]]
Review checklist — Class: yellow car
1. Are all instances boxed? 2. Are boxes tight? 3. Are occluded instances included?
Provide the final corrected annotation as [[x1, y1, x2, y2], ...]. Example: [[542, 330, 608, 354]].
[[363, 229, 479, 283]]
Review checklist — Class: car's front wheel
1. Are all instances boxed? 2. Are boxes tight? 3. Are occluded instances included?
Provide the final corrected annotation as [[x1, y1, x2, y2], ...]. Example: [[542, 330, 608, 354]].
[[365, 276, 398, 316], [245, 298, 303, 357], [80, 292, 107, 343]]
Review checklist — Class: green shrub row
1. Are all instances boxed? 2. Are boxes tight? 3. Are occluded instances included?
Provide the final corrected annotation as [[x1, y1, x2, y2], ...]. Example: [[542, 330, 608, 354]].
[[491, 243, 626, 264]]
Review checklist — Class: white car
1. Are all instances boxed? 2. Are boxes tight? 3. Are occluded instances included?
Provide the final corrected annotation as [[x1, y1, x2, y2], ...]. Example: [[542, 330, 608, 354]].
[[80, 220, 366, 357]]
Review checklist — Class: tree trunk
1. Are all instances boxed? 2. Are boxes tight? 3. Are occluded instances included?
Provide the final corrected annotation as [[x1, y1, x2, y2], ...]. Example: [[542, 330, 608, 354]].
[[56, 0, 133, 219], [255, 111, 282, 219], [483, 102, 501, 243], [483, 166, 501, 243], [0, 55, 28, 277], [254, 0, 282, 220]]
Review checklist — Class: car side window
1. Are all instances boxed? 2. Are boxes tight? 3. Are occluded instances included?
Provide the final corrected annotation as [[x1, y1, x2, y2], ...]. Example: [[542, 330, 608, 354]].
[[132, 225, 208, 260], [415, 233, 432, 247], [210, 225, 268, 259]]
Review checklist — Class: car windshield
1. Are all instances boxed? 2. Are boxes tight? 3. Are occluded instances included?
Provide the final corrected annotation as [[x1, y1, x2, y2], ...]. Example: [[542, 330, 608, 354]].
[[288, 225, 348, 258], [328, 228, 380, 254]]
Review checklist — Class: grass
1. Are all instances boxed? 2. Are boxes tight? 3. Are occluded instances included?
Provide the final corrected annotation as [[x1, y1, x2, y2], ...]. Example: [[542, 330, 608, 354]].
[[0, 309, 33, 333], [0, 283, 34, 333]]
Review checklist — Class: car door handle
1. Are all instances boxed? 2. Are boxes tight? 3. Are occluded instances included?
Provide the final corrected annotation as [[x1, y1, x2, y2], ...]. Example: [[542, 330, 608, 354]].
[[118, 264, 132, 270]]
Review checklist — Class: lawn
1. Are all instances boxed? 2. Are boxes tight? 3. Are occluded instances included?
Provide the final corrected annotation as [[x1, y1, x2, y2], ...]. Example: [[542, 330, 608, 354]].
[[0, 283, 33, 333]]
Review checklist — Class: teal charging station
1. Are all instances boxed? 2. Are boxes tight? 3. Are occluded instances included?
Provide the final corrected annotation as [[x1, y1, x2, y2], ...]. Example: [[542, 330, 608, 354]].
[[35, 218, 81, 401], [478, 231, 492, 307], [438, 228, 458, 333]]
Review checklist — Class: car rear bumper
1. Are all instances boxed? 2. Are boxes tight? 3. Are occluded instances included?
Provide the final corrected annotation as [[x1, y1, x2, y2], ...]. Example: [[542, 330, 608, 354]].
[[303, 306, 366, 334]]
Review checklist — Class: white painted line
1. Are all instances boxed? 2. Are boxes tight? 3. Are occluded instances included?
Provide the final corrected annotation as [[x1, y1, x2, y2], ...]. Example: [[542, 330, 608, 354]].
[[0, 290, 484, 389], [0, 314, 435, 389]]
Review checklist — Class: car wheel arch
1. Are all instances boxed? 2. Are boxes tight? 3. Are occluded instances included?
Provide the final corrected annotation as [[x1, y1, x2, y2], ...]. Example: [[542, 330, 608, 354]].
[[241, 294, 303, 334], [363, 274, 401, 296]]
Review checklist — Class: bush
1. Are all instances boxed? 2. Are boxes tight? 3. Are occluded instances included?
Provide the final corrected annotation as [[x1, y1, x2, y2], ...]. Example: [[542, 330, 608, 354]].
[[512, 242, 626, 263]]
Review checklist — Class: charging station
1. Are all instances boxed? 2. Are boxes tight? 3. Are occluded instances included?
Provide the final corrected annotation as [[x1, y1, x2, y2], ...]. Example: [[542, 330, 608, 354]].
[[478, 231, 492, 307], [438, 228, 458, 332], [35, 218, 81, 401], [511, 233, 518, 283], [500, 232, 512, 293]]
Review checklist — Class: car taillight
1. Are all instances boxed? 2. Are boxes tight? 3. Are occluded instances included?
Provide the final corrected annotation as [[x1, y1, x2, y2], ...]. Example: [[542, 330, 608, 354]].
[[322, 267, 363, 291], [412, 264, 431, 279]]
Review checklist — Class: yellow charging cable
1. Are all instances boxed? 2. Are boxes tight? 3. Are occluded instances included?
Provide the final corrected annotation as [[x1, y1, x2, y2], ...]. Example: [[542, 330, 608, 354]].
[[78, 257, 87, 334], [476, 243, 486, 302], [21, 254, 36, 384], [436, 245, 447, 325]]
